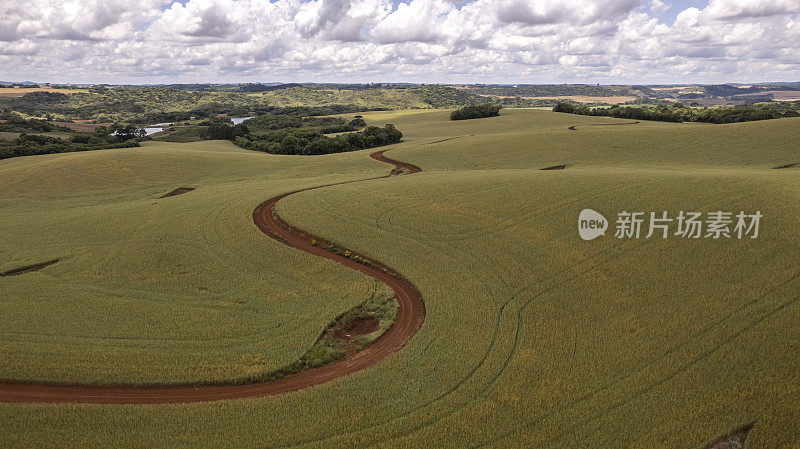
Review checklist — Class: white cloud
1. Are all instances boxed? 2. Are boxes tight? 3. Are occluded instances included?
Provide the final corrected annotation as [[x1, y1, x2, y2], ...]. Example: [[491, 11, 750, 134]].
[[11, 0, 164, 41], [0, 0, 798, 84], [674, 7, 701, 27], [650, 0, 668, 14], [0, 40, 40, 56], [496, 0, 641, 26], [704, 0, 800, 20], [371, 0, 450, 43]]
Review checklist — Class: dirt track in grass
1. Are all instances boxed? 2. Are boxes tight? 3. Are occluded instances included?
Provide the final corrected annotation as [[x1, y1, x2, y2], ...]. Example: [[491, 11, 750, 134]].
[[370, 149, 422, 174], [0, 150, 425, 404]]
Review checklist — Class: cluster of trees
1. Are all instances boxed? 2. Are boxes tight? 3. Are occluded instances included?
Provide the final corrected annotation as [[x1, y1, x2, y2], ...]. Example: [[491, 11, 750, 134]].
[[240, 113, 367, 134], [233, 124, 402, 155], [244, 114, 335, 132], [553, 102, 800, 124], [150, 111, 371, 144], [197, 116, 237, 126], [450, 104, 502, 120], [319, 116, 367, 133], [0, 113, 72, 133], [0, 111, 153, 160], [206, 123, 250, 140], [0, 127, 139, 160]]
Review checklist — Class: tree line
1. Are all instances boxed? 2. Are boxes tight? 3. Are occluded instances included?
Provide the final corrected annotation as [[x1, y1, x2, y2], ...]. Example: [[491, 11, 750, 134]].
[[0, 126, 139, 160], [241, 113, 366, 134], [450, 104, 502, 120], [0, 113, 73, 133], [553, 102, 800, 124], [233, 124, 402, 155]]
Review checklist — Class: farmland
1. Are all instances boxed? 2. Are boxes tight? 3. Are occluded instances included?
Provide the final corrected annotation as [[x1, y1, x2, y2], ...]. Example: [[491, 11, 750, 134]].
[[0, 87, 90, 97], [0, 141, 387, 384], [1, 109, 799, 447]]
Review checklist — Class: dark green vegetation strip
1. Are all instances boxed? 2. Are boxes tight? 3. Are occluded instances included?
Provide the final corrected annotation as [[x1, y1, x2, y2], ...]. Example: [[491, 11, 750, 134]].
[[774, 162, 797, 169], [0, 121, 139, 160], [234, 123, 403, 156], [450, 104, 502, 120], [554, 101, 800, 124], [1, 259, 60, 277]]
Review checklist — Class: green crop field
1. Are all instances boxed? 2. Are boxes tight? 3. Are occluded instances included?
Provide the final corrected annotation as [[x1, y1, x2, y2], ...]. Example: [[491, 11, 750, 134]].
[[0, 140, 387, 384], [1, 109, 799, 448]]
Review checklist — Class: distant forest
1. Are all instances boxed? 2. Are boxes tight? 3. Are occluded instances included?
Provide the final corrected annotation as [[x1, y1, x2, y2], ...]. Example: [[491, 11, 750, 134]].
[[0, 114, 140, 159], [553, 102, 800, 124]]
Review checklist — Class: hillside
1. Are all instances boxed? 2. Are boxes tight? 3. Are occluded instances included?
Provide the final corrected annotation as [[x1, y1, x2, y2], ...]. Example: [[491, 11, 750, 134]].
[[1, 109, 798, 448]]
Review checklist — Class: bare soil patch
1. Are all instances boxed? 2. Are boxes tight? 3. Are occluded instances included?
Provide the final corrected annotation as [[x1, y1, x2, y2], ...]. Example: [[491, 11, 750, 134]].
[[326, 316, 380, 355], [540, 165, 567, 170], [1, 259, 60, 277], [0, 87, 89, 97], [160, 187, 195, 198], [704, 424, 752, 449], [391, 167, 413, 175]]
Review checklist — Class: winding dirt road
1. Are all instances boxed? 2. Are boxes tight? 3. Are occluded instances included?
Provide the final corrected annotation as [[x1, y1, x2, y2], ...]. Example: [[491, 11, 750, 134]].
[[0, 150, 425, 404], [370, 149, 422, 174]]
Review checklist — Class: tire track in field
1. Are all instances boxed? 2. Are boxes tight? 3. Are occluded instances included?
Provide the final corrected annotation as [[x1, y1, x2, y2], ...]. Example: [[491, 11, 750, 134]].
[[0, 151, 425, 404], [296, 178, 753, 447], [281, 179, 659, 448], [306, 179, 761, 448], [490, 272, 800, 449], [476, 189, 779, 447]]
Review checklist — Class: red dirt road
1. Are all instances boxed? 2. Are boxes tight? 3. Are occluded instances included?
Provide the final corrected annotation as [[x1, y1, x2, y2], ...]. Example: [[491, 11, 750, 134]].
[[0, 150, 425, 404], [370, 149, 422, 173]]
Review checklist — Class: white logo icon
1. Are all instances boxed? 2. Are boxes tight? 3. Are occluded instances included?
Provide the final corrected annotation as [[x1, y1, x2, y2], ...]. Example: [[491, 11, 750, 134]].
[[579, 209, 608, 240]]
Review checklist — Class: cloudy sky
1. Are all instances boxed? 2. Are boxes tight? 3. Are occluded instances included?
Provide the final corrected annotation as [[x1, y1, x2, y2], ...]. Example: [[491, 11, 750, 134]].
[[1, 0, 798, 84]]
